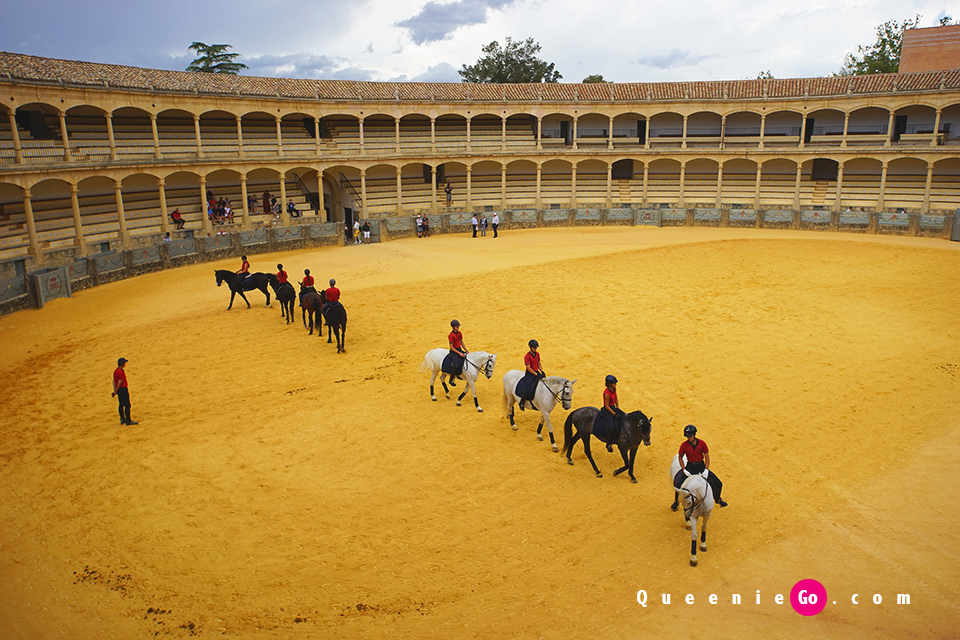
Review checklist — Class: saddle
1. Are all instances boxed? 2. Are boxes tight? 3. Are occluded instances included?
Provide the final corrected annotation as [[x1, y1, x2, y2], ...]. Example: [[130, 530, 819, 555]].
[[592, 409, 624, 443], [441, 353, 464, 376], [514, 377, 539, 406]]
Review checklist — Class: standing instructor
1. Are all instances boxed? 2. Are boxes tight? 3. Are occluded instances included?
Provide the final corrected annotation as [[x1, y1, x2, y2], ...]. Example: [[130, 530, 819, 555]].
[[112, 357, 138, 426]]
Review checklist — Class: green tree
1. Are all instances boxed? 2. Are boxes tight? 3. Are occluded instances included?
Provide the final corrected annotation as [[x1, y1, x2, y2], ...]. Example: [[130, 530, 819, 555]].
[[582, 74, 609, 83], [459, 37, 561, 83], [185, 42, 248, 75], [835, 15, 921, 75]]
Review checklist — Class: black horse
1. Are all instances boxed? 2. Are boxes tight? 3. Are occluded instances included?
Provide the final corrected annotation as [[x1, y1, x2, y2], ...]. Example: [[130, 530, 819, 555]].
[[322, 300, 347, 353], [560, 407, 653, 483], [215, 270, 272, 309], [269, 277, 297, 324]]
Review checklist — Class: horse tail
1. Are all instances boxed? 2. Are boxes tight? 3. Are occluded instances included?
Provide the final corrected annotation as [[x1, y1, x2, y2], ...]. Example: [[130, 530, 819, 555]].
[[560, 412, 575, 457], [420, 356, 430, 373]]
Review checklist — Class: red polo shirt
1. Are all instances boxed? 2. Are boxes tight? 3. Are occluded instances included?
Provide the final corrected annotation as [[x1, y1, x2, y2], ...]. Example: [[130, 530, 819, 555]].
[[448, 330, 464, 351], [524, 351, 541, 373], [603, 387, 618, 409], [277, 270, 288, 284], [302, 275, 314, 287], [679, 438, 709, 464], [325, 286, 340, 302], [113, 367, 128, 389]]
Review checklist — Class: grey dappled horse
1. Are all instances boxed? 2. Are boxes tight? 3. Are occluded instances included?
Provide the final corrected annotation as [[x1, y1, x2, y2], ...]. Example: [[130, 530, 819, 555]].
[[560, 407, 652, 483]]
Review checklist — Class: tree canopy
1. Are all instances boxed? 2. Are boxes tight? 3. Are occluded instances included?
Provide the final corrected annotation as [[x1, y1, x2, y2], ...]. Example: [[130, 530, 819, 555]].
[[835, 16, 921, 75], [581, 74, 609, 83], [459, 37, 561, 83], [185, 42, 248, 75]]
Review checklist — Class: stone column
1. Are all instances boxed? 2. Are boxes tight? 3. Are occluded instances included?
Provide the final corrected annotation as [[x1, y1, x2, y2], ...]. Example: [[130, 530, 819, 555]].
[[678, 163, 686, 207], [394, 117, 401, 154], [151, 113, 161, 159], [840, 112, 850, 148], [921, 164, 934, 213], [58, 111, 72, 161], [193, 114, 203, 158], [759, 113, 766, 149], [608, 116, 614, 150], [606, 162, 613, 208], [885, 111, 895, 147], [500, 165, 507, 209], [570, 165, 577, 208], [794, 163, 802, 210], [23, 188, 40, 259], [430, 166, 437, 214], [466, 166, 472, 211], [641, 163, 649, 207], [70, 183, 85, 248], [360, 169, 367, 219], [503, 117, 508, 152], [115, 180, 130, 243], [239, 175, 250, 229], [536, 117, 541, 151], [318, 171, 327, 220], [8, 110, 23, 163], [799, 117, 807, 150], [715, 163, 723, 208], [106, 113, 117, 160], [754, 165, 763, 210], [430, 118, 436, 154], [876, 162, 888, 211], [535, 164, 542, 210], [275, 116, 283, 157], [466, 117, 471, 152], [931, 109, 942, 147], [280, 173, 289, 227], [359, 117, 365, 155], [396, 166, 403, 214], [833, 162, 845, 211], [316, 116, 323, 156], [681, 115, 688, 149], [158, 178, 170, 233], [236, 115, 245, 157], [719, 114, 726, 150], [572, 117, 578, 150], [200, 175, 212, 235]]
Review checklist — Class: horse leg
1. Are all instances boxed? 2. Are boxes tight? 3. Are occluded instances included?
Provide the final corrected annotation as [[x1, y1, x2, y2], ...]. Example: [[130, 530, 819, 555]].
[[264, 287, 271, 306], [338, 323, 345, 353], [440, 376, 450, 400], [238, 290, 251, 309], [690, 516, 699, 566], [302, 306, 307, 327], [699, 513, 710, 552], [327, 321, 333, 344], [671, 490, 680, 512], [582, 436, 602, 478], [508, 402, 517, 431], [228, 290, 236, 310], [429, 370, 438, 401], [565, 431, 582, 465], [543, 413, 558, 452]]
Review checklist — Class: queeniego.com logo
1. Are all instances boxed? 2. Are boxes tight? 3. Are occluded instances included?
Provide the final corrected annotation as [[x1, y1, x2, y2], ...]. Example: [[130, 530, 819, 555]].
[[636, 579, 911, 616]]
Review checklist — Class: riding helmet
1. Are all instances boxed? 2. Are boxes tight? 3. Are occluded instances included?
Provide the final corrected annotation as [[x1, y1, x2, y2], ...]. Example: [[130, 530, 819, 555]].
[[241, 255, 247, 261], [605, 374, 618, 385], [529, 339, 539, 348], [277, 263, 283, 270], [450, 319, 460, 327], [684, 424, 698, 437], [304, 269, 310, 275]]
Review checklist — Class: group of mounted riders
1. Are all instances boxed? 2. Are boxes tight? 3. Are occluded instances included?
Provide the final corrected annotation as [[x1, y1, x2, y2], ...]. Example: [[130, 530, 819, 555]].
[[442, 318, 727, 508]]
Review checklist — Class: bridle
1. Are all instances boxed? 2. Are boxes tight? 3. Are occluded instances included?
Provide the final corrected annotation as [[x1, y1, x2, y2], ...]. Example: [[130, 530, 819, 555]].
[[464, 353, 495, 378]]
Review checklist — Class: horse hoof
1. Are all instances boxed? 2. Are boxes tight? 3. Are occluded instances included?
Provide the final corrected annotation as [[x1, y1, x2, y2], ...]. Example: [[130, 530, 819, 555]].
[[690, 558, 698, 567], [631, 477, 638, 484], [431, 397, 437, 402], [552, 444, 558, 452], [511, 426, 518, 431], [477, 408, 483, 413], [456, 401, 462, 406], [685, 521, 692, 530], [700, 543, 707, 552], [670, 502, 679, 512], [445, 393, 450, 400], [596, 473, 603, 478], [613, 469, 622, 477], [567, 460, 574, 466], [537, 435, 543, 441]]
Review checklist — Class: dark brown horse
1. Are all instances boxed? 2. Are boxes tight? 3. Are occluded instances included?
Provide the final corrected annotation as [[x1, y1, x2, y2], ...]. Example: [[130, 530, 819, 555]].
[[299, 284, 326, 336], [215, 270, 272, 309], [269, 277, 296, 324], [560, 407, 653, 483]]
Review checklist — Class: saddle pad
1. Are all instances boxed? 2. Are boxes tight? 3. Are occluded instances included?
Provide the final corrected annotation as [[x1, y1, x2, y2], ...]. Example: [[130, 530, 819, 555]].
[[592, 411, 612, 442], [441, 353, 462, 375]]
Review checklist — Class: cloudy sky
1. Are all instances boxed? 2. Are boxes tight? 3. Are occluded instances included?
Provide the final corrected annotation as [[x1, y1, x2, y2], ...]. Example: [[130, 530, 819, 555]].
[[2, 0, 957, 83]]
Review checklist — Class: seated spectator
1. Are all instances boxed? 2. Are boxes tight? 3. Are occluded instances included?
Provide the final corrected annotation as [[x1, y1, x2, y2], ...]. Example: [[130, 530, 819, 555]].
[[171, 208, 185, 230], [287, 200, 300, 217], [163, 231, 172, 242], [224, 199, 234, 224], [248, 194, 258, 214]]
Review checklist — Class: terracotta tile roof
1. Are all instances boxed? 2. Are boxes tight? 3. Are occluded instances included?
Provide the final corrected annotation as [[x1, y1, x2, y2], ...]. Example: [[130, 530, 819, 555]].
[[1, 51, 957, 105]]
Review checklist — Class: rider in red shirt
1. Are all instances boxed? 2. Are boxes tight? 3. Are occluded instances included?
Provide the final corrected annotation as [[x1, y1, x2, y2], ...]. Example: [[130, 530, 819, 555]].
[[447, 320, 467, 384], [276, 264, 288, 285], [674, 425, 727, 507], [322, 278, 341, 317], [299, 269, 316, 302], [518, 339, 543, 411], [236, 255, 250, 287]]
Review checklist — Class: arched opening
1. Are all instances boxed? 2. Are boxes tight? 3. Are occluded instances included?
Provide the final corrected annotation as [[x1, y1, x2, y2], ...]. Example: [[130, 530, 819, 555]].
[[280, 112, 316, 155], [540, 113, 573, 147], [723, 111, 761, 147], [890, 105, 937, 144], [648, 112, 683, 148], [469, 160, 504, 209], [285, 167, 322, 218], [65, 105, 110, 161], [397, 114, 430, 154], [684, 158, 720, 206], [506, 113, 537, 150], [846, 107, 891, 145], [720, 158, 759, 207], [807, 109, 845, 146], [203, 169, 243, 227], [611, 111, 646, 147], [14, 102, 65, 162], [436, 114, 467, 153], [686, 112, 722, 147], [884, 157, 928, 211], [758, 159, 798, 207], [323, 115, 361, 154], [363, 163, 401, 215], [111, 107, 155, 160], [930, 158, 960, 212], [157, 109, 198, 157], [241, 111, 280, 157], [575, 159, 609, 203], [763, 110, 804, 146], [574, 112, 611, 148], [840, 157, 883, 210], [76, 175, 123, 248], [0, 182, 28, 257], [362, 114, 396, 153], [647, 158, 681, 206], [200, 110, 240, 157], [505, 160, 537, 207], [469, 114, 503, 152], [540, 159, 573, 207]]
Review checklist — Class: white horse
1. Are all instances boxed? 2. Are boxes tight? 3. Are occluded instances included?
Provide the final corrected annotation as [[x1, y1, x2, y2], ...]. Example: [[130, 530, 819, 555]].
[[670, 454, 714, 567], [421, 349, 497, 412], [501, 370, 576, 452]]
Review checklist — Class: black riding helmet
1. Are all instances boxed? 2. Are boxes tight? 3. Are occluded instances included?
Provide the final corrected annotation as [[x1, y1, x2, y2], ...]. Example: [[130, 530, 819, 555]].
[[605, 374, 618, 385], [450, 319, 460, 328], [684, 424, 698, 437], [304, 269, 310, 275], [529, 339, 539, 348], [277, 263, 283, 270]]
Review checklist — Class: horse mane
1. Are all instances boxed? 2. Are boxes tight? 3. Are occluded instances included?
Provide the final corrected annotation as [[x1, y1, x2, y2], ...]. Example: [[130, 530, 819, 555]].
[[543, 375, 567, 385]]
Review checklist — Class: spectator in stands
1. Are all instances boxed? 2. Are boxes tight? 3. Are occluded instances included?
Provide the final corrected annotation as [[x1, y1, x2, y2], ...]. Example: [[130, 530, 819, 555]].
[[248, 194, 258, 214], [492, 212, 499, 238], [480, 215, 488, 237], [224, 199, 234, 224], [416, 214, 423, 238], [471, 214, 478, 238], [445, 182, 453, 206], [262, 191, 271, 216], [163, 232, 172, 242], [287, 200, 300, 218], [171, 208, 185, 230], [362, 219, 371, 244]]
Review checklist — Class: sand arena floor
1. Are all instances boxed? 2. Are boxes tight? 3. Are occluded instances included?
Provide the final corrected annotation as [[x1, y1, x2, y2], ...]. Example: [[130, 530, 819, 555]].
[[0, 226, 958, 639]]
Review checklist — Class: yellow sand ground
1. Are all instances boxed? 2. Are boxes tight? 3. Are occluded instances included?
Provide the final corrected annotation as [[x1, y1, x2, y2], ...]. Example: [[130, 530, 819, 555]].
[[0, 227, 958, 640]]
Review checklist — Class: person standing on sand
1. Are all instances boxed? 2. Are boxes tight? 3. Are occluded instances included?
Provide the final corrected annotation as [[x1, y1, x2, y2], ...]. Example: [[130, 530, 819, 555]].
[[112, 358, 138, 426], [492, 212, 499, 238]]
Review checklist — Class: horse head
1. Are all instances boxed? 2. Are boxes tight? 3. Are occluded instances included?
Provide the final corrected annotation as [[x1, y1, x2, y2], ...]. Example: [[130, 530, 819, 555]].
[[629, 411, 653, 446], [215, 270, 225, 287], [680, 475, 710, 517], [483, 353, 497, 379], [561, 378, 577, 410]]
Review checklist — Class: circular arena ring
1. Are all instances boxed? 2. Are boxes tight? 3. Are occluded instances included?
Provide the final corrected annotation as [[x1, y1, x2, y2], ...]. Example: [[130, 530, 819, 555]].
[[0, 226, 958, 638]]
